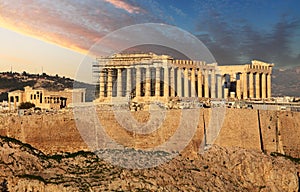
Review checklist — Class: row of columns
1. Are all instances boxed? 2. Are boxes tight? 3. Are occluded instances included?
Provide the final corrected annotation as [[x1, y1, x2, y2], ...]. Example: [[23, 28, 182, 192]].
[[8, 96, 19, 110], [232, 72, 271, 99], [99, 66, 218, 99], [44, 96, 67, 105], [99, 67, 272, 100]]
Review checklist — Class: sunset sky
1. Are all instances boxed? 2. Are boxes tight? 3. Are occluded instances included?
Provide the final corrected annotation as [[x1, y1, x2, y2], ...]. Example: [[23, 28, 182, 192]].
[[0, 0, 300, 82]]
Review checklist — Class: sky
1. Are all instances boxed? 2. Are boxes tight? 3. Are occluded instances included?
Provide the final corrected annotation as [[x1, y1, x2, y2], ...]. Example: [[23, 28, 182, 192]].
[[0, 0, 300, 83]]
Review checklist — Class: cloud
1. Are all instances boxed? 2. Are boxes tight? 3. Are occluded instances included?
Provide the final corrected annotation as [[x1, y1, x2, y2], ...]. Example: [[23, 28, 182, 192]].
[[241, 19, 300, 67], [0, 0, 150, 54], [196, 10, 242, 64], [196, 10, 300, 67], [2, 0, 298, 69], [104, 0, 144, 14], [0, 0, 193, 58]]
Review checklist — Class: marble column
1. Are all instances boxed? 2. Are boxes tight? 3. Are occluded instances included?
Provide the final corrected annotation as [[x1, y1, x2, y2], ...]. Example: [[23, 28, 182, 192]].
[[197, 69, 202, 97], [177, 68, 182, 97], [155, 67, 161, 97], [8, 96, 11, 110], [255, 73, 260, 99], [261, 73, 266, 99], [170, 67, 175, 97], [204, 70, 209, 98], [267, 73, 272, 98], [117, 68, 122, 97], [191, 68, 196, 97], [217, 75, 222, 98], [249, 73, 254, 98], [13, 96, 17, 110], [184, 68, 189, 97], [211, 70, 216, 98], [224, 88, 229, 99], [145, 67, 151, 97], [126, 68, 131, 98], [236, 79, 241, 99], [136, 67, 141, 97], [243, 73, 248, 99], [107, 69, 113, 97], [164, 67, 169, 97], [99, 69, 106, 98]]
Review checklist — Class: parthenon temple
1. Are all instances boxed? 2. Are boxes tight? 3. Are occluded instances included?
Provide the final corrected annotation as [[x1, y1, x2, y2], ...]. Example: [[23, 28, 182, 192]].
[[93, 53, 274, 103]]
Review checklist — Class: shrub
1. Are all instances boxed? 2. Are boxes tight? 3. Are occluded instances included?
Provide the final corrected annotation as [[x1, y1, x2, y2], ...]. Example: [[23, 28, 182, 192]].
[[19, 102, 35, 109]]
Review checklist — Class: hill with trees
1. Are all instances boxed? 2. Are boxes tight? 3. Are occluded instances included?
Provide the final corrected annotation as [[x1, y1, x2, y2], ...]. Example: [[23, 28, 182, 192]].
[[0, 71, 97, 102]]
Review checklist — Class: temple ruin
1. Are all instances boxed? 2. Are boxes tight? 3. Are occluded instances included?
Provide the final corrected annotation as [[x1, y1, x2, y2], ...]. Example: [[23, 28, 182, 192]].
[[8, 86, 86, 110], [93, 53, 274, 103]]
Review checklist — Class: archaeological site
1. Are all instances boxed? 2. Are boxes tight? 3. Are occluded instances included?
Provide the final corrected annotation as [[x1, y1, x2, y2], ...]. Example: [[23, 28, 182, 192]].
[[1, 53, 300, 191]]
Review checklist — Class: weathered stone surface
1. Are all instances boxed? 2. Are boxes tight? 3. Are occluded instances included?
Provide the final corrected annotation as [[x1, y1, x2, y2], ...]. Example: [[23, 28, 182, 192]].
[[2, 108, 300, 160], [0, 136, 298, 191]]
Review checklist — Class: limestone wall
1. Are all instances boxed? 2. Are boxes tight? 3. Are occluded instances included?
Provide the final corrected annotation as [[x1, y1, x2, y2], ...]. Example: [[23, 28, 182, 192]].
[[0, 108, 299, 158], [0, 112, 88, 154], [278, 111, 300, 158], [214, 109, 261, 150]]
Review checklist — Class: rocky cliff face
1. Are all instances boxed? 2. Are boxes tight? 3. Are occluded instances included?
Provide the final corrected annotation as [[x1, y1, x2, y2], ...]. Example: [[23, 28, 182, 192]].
[[0, 136, 298, 191]]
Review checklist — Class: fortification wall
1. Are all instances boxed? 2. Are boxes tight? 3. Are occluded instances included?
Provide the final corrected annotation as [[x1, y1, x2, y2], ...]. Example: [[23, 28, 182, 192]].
[[0, 112, 88, 154], [214, 109, 261, 150], [0, 108, 299, 158], [278, 111, 300, 158]]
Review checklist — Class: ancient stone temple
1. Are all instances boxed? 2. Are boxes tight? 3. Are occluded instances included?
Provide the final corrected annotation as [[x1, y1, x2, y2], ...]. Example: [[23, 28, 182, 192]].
[[8, 86, 86, 110], [218, 60, 274, 100], [93, 53, 273, 103]]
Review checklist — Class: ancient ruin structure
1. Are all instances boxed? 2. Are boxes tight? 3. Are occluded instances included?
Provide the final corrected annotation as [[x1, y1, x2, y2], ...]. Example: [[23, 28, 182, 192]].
[[93, 53, 274, 103], [8, 86, 86, 110]]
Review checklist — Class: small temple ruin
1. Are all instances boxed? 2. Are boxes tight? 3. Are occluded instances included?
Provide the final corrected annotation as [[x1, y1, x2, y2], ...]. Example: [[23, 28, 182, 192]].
[[8, 86, 86, 110]]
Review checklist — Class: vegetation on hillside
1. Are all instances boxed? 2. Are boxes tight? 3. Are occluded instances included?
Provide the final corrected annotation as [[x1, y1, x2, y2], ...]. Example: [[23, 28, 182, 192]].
[[0, 71, 97, 102], [18, 102, 35, 110]]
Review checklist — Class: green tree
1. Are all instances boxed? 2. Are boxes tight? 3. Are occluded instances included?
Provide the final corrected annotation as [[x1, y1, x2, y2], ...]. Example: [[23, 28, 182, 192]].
[[19, 102, 35, 109]]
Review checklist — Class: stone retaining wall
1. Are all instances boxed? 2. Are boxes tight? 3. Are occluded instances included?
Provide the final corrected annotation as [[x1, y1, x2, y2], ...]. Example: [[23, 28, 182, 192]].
[[0, 108, 299, 158]]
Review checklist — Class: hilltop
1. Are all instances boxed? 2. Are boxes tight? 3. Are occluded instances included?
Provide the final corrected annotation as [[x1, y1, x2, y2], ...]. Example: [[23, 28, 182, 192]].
[[0, 72, 96, 102]]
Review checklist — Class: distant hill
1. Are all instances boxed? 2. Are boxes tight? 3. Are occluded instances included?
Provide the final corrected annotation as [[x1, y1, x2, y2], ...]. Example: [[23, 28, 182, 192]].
[[0, 72, 97, 102]]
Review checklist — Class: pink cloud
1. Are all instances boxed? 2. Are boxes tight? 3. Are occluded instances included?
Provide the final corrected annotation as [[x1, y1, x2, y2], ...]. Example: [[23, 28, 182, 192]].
[[0, 1, 144, 54], [104, 0, 143, 14]]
